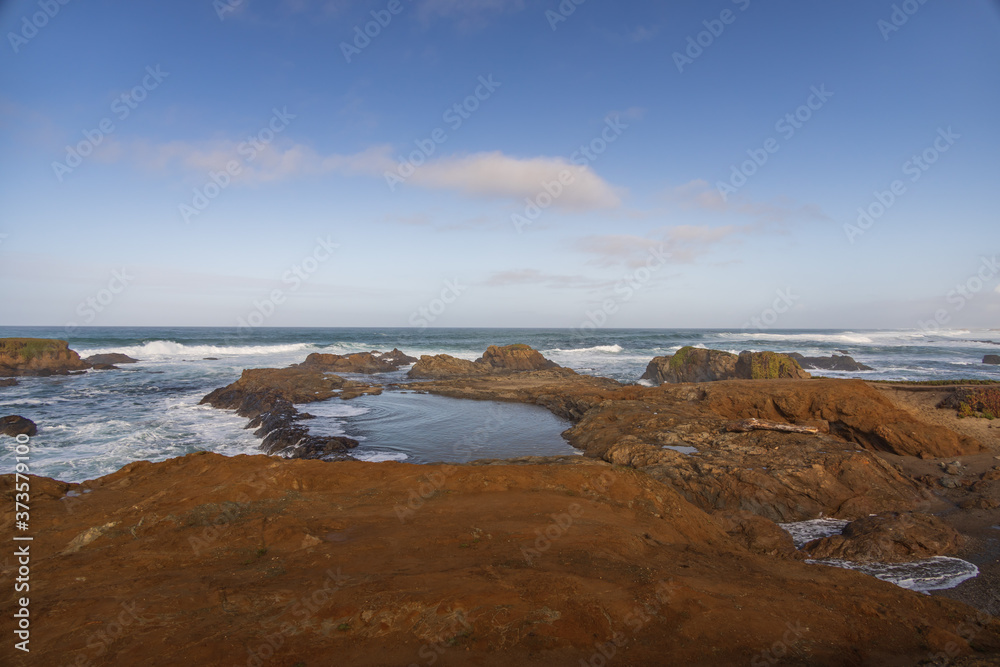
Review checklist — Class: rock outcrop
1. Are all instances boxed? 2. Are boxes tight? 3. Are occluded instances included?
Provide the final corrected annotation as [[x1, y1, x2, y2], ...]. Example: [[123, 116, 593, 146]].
[[408, 373, 983, 521], [298, 349, 417, 374], [201, 367, 381, 458], [785, 353, 874, 372], [735, 350, 811, 379], [0, 415, 36, 437], [640, 347, 737, 384], [985, 355, 1000, 365], [0, 338, 90, 376], [84, 353, 139, 365], [408, 345, 560, 379], [0, 379, 16, 387], [3, 452, 997, 666], [803, 512, 963, 562], [640, 347, 809, 384]]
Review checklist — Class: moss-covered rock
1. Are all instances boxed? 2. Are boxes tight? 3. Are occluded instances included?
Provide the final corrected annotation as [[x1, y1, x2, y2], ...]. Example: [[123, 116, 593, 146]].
[[736, 351, 810, 380], [0, 338, 91, 377]]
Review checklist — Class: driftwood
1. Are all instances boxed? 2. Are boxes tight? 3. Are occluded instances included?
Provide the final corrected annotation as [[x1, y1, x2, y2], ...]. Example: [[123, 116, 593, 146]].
[[724, 418, 819, 435]]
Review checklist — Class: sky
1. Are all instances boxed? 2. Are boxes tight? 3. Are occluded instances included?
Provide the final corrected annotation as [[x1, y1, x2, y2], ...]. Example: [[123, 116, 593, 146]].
[[1, 0, 998, 331]]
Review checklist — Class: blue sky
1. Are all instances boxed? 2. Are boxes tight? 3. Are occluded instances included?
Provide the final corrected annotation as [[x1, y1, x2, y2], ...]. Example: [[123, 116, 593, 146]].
[[1, 0, 998, 330]]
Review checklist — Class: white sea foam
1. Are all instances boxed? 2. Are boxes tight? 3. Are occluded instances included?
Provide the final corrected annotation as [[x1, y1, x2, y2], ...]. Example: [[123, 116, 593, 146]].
[[353, 450, 408, 462], [809, 557, 979, 592], [779, 518, 850, 548], [77, 340, 322, 360], [549, 345, 624, 354]]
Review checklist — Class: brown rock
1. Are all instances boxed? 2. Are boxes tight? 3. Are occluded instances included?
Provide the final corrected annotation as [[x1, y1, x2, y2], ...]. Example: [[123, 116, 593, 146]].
[[640, 347, 737, 384], [408, 345, 559, 379], [298, 349, 417, 374], [0, 379, 16, 387], [803, 512, 962, 562], [408, 354, 487, 379], [784, 353, 874, 372], [477, 344, 559, 371], [0, 415, 36, 437], [3, 453, 998, 666], [714, 510, 802, 558], [0, 338, 90, 377]]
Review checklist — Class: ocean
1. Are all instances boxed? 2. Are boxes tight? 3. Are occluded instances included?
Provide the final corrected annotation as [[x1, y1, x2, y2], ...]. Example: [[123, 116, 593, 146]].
[[1, 326, 999, 484]]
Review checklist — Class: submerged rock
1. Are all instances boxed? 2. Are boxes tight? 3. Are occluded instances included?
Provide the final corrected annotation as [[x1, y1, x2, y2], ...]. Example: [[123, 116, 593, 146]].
[[0, 338, 91, 377], [0, 379, 16, 387], [0, 415, 37, 437], [785, 353, 874, 372], [85, 353, 139, 365], [803, 513, 962, 562]]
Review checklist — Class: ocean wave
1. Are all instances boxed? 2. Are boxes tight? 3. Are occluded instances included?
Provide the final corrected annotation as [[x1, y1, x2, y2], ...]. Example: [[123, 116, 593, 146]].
[[810, 556, 979, 592], [549, 345, 624, 354], [76, 340, 322, 360], [353, 450, 408, 463]]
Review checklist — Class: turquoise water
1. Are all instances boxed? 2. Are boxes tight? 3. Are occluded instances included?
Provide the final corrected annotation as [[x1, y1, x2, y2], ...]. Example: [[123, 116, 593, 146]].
[[0, 326, 998, 482]]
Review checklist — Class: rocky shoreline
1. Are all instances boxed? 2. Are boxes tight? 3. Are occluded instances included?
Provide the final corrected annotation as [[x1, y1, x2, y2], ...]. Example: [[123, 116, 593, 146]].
[[2, 341, 1000, 664]]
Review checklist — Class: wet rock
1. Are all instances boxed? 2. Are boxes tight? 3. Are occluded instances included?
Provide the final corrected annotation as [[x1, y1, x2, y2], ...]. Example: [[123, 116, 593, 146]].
[[409, 345, 559, 379], [0, 338, 91, 376], [90, 363, 119, 371], [298, 349, 417, 374], [984, 355, 1000, 365], [84, 353, 138, 365], [0, 415, 37, 437], [803, 512, 962, 562], [784, 353, 874, 372], [0, 379, 16, 387]]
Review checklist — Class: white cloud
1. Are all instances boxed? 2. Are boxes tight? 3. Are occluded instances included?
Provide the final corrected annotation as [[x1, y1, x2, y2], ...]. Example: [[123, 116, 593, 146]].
[[99, 137, 622, 211], [408, 152, 622, 210]]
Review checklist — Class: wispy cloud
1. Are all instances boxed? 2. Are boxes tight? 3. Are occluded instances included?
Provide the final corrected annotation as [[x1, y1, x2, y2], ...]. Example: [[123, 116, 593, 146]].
[[483, 269, 603, 289], [670, 179, 831, 223], [101, 137, 622, 211], [576, 224, 741, 267]]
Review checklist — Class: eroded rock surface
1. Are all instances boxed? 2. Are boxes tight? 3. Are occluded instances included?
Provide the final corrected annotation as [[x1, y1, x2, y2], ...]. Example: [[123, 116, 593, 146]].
[[803, 512, 963, 562], [0, 338, 90, 376], [297, 348, 417, 374], [408, 344, 560, 379], [2, 453, 997, 666], [640, 347, 809, 384]]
